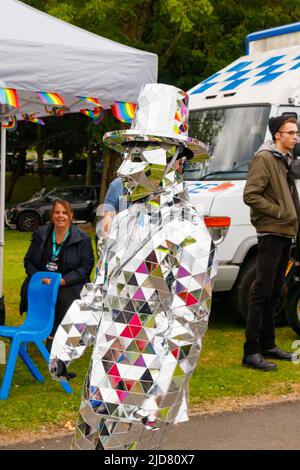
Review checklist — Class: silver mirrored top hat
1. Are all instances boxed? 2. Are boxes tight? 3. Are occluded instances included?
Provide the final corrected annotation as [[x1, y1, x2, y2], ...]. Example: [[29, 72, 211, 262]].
[[103, 83, 208, 158]]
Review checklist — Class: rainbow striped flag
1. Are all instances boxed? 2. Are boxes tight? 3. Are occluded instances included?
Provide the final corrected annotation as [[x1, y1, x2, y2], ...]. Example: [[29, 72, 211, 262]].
[[37, 92, 66, 107], [44, 106, 66, 117], [2, 115, 17, 132], [111, 102, 136, 123], [80, 107, 104, 124], [0, 88, 19, 110], [77, 96, 101, 107], [22, 113, 45, 125]]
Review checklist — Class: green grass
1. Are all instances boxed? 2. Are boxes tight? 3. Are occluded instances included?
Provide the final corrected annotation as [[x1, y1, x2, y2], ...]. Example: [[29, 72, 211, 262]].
[[190, 315, 300, 406], [0, 229, 300, 433], [0, 342, 90, 433]]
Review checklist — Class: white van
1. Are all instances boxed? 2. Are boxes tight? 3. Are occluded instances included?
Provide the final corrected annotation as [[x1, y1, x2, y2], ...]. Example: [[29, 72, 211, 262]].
[[186, 23, 300, 323]]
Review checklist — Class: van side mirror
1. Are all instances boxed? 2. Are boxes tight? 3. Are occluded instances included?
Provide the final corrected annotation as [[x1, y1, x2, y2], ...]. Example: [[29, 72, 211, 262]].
[[294, 143, 300, 158]]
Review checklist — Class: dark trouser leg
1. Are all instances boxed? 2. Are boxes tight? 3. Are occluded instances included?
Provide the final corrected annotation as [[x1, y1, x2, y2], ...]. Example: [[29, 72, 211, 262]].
[[260, 238, 291, 350], [50, 286, 78, 337], [244, 236, 291, 356]]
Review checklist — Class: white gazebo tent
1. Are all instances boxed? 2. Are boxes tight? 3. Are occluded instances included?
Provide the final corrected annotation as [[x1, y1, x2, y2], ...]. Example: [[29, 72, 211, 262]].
[[0, 0, 158, 318]]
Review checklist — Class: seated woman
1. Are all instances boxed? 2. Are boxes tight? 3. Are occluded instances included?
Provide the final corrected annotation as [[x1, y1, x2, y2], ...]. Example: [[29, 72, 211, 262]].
[[20, 199, 95, 350]]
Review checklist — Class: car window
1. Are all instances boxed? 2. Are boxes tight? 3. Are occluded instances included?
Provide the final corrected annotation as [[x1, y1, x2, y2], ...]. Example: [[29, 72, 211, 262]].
[[48, 189, 74, 201], [47, 188, 93, 202], [70, 189, 90, 201]]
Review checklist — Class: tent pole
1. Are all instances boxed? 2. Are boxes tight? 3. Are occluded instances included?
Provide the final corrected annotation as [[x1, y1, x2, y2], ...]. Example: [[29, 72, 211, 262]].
[[0, 124, 6, 322]]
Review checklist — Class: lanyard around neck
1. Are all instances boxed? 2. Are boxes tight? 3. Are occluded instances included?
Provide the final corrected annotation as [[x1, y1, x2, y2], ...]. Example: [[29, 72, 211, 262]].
[[52, 228, 70, 260]]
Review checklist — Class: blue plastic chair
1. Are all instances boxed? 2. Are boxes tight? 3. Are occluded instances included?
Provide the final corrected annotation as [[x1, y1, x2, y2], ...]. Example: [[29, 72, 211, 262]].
[[0, 271, 73, 400]]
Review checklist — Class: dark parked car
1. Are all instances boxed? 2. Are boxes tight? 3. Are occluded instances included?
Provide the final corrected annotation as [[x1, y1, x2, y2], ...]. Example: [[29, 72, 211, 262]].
[[5, 186, 100, 231], [25, 158, 63, 175], [6, 152, 19, 172], [42, 158, 63, 176], [25, 158, 38, 174]]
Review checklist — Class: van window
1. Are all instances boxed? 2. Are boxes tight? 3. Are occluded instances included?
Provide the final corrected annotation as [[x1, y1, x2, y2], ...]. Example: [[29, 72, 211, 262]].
[[185, 105, 270, 180]]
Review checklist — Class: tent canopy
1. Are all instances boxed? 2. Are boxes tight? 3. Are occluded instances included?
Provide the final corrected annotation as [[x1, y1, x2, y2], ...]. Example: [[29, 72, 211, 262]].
[[0, 0, 158, 109]]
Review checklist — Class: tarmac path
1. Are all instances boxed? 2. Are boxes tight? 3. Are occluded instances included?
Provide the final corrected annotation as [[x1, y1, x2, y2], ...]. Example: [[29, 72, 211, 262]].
[[1, 399, 300, 450]]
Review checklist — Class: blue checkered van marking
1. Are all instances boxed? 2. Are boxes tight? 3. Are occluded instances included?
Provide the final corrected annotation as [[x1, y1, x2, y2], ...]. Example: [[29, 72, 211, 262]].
[[191, 52, 300, 95]]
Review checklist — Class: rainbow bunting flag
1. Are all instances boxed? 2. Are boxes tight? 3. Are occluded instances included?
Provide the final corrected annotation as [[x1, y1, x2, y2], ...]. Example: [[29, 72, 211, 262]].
[[44, 106, 66, 117], [0, 88, 19, 110], [111, 102, 136, 123], [77, 96, 102, 107], [80, 107, 104, 125], [37, 92, 66, 107], [2, 115, 17, 132], [22, 113, 45, 125]]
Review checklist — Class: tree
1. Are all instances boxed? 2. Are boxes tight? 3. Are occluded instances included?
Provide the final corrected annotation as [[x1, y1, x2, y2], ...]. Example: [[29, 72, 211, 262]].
[[85, 113, 123, 204], [6, 122, 36, 201], [24, 0, 300, 87], [44, 113, 90, 181]]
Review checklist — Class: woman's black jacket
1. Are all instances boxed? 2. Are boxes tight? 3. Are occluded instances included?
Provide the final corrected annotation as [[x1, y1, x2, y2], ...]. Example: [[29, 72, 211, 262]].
[[20, 222, 94, 314]]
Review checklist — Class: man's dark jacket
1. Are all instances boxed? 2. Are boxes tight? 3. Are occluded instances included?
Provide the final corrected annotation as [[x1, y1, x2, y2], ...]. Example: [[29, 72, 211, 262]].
[[20, 223, 94, 313], [243, 141, 300, 237]]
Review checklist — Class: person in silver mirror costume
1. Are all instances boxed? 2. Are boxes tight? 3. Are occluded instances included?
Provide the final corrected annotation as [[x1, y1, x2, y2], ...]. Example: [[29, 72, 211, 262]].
[[49, 83, 218, 450]]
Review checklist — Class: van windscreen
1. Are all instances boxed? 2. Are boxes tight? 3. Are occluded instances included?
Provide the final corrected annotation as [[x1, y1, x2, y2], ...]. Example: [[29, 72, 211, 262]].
[[184, 105, 270, 180]]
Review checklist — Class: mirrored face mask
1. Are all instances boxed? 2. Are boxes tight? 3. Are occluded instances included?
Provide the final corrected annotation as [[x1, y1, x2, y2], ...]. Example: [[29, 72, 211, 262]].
[[117, 142, 181, 202]]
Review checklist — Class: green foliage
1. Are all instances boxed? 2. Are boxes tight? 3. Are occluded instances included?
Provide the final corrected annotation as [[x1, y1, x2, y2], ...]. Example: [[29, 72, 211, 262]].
[[161, 0, 213, 33], [23, 0, 300, 91]]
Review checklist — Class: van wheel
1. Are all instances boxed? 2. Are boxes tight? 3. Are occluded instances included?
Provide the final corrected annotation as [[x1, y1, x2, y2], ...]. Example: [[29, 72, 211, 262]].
[[285, 286, 300, 335], [230, 257, 287, 325], [17, 212, 40, 232]]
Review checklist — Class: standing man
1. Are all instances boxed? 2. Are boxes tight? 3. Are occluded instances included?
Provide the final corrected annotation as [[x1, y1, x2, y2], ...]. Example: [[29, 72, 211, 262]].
[[243, 115, 300, 371], [95, 177, 123, 258], [101, 176, 123, 238]]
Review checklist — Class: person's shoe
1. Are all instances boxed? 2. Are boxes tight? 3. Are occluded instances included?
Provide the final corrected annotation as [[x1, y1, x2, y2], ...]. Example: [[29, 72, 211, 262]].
[[141, 416, 160, 431], [262, 346, 293, 361], [242, 353, 277, 371]]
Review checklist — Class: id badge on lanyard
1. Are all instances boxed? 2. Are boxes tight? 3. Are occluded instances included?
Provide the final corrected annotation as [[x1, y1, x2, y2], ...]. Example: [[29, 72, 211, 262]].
[[46, 258, 59, 272]]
